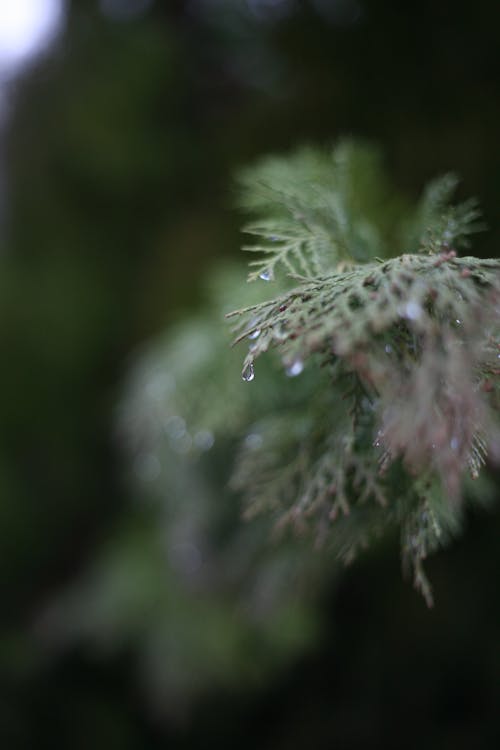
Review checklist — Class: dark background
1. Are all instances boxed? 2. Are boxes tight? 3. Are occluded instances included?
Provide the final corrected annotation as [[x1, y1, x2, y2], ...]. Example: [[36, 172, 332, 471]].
[[1, 1, 499, 747]]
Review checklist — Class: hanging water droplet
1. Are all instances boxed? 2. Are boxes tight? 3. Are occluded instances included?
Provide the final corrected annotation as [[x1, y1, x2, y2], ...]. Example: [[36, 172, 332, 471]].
[[242, 362, 255, 382], [248, 328, 261, 340], [273, 323, 287, 341], [384, 344, 393, 354], [450, 436, 460, 451], [403, 301, 422, 321], [285, 359, 304, 377], [455, 319, 462, 326], [259, 269, 274, 282]]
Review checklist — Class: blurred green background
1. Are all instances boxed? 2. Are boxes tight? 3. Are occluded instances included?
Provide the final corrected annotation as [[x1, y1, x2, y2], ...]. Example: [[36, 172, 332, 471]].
[[1, 1, 499, 747]]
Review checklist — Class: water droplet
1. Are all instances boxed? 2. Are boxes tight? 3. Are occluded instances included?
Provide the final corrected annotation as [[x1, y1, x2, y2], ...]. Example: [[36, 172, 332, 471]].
[[450, 436, 460, 451], [194, 430, 214, 451], [273, 323, 288, 341], [384, 344, 393, 354], [164, 415, 186, 440], [248, 328, 261, 340], [403, 301, 422, 321], [285, 359, 304, 377], [244, 433, 263, 450], [242, 362, 255, 382], [259, 269, 274, 282], [455, 319, 461, 326]]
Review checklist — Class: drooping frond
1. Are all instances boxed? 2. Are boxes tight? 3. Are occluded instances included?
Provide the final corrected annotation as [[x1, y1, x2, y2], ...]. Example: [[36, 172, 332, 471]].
[[228, 253, 500, 363]]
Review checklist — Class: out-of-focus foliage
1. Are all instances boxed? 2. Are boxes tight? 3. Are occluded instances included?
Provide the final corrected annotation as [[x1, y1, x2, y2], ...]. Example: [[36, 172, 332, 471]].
[[39, 266, 337, 714]]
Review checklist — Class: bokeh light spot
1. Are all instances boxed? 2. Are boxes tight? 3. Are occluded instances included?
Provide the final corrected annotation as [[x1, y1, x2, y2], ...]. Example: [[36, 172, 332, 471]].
[[0, 0, 65, 79]]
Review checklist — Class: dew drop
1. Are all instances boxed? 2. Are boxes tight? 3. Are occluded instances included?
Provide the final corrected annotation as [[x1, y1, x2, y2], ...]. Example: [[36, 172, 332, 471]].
[[384, 344, 393, 354], [248, 328, 261, 340], [244, 433, 263, 450], [194, 430, 215, 451], [403, 301, 422, 321], [164, 415, 186, 440], [285, 359, 304, 377], [450, 436, 460, 451], [273, 323, 288, 341], [259, 269, 274, 282], [242, 362, 255, 382]]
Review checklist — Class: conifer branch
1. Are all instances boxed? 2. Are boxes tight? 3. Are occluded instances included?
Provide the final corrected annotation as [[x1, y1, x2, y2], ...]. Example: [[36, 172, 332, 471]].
[[229, 142, 500, 604]]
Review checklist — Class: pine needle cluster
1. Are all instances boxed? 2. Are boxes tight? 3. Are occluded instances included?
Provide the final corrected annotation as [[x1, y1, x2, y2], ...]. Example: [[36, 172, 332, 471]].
[[228, 140, 500, 604]]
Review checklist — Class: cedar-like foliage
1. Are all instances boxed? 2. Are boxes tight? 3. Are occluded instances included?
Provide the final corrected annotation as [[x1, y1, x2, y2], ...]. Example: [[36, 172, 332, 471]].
[[228, 141, 500, 605]]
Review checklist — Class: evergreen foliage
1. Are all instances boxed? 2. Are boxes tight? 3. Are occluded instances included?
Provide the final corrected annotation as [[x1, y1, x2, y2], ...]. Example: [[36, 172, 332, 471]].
[[43, 143, 499, 712], [229, 141, 500, 605]]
